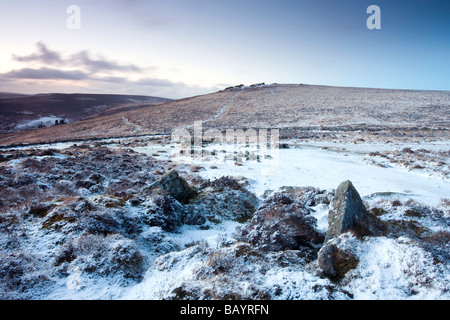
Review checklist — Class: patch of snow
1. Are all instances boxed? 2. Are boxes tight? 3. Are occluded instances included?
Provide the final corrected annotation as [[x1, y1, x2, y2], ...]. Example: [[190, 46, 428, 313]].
[[122, 245, 206, 300], [183, 144, 450, 207], [339, 235, 450, 300], [15, 116, 66, 131], [301, 140, 450, 153], [262, 268, 337, 300], [166, 220, 241, 249], [310, 204, 329, 233]]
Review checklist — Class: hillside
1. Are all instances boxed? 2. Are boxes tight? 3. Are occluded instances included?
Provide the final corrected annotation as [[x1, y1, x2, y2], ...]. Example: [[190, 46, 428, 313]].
[[0, 84, 449, 146], [0, 92, 32, 100], [0, 93, 171, 135], [0, 84, 449, 301]]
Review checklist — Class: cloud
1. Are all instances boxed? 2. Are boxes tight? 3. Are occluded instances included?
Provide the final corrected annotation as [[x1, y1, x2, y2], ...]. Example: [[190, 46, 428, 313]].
[[10, 42, 183, 88], [12, 42, 63, 65], [3, 42, 218, 98], [70, 51, 142, 73], [93, 75, 128, 84], [88, 75, 175, 87], [3, 67, 87, 80], [12, 42, 143, 74], [133, 77, 178, 87]]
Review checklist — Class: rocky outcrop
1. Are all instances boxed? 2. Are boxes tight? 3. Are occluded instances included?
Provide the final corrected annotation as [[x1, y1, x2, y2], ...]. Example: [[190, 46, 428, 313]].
[[190, 188, 257, 224], [149, 170, 197, 204], [145, 176, 259, 231], [237, 192, 324, 254], [326, 180, 384, 241], [146, 195, 184, 232], [318, 180, 384, 281]]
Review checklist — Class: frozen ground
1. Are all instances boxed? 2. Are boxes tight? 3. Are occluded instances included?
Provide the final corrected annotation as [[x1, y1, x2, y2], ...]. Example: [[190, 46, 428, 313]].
[[7, 137, 449, 206], [119, 138, 450, 300], [1, 137, 449, 300], [156, 139, 450, 207]]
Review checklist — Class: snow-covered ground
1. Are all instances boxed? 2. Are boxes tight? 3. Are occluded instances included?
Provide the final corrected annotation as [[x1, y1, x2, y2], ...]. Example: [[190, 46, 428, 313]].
[[122, 139, 450, 299], [159, 140, 450, 207], [128, 139, 450, 299], [1, 137, 449, 300], [15, 116, 67, 131]]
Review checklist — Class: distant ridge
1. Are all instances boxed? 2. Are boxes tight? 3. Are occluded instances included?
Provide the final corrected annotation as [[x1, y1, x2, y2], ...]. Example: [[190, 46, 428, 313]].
[[0, 93, 172, 134], [0, 92, 32, 100]]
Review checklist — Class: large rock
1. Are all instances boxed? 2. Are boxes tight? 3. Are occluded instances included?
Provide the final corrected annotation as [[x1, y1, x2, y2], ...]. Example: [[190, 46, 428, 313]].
[[145, 194, 184, 232], [190, 188, 257, 224], [326, 180, 384, 240], [317, 242, 359, 281], [146, 175, 258, 231], [150, 170, 197, 204], [237, 193, 324, 254]]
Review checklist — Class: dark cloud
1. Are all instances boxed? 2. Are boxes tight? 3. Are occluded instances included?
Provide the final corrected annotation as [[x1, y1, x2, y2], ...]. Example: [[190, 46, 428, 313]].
[[71, 51, 142, 73], [13, 42, 63, 65], [93, 75, 128, 83], [12, 42, 143, 74], [4, 42, 215, 98], [2, 67, 178, 88], [3, 67, 87, 80]]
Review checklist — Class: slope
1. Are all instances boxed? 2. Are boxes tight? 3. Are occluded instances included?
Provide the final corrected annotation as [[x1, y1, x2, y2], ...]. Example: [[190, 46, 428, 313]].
[[0, 84, 449, 146]]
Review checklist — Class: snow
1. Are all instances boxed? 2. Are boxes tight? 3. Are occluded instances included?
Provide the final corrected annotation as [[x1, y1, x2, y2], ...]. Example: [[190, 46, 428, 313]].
[[1, 141, 78, 151], [123, 245, 207, 300], [261, 268, 336, 300], [15, 116, 66, 131], [1, 137, 449, 300], [166, 220, 241, 248], [338, 235, 450, 300], [310, 204, 329, 233], [176, 143, 450, 207], [301, 140, 450, 153]]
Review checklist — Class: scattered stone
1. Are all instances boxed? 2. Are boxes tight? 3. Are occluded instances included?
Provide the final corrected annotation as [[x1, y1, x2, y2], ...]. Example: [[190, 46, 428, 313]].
[[262, 189, 275, 198], [190, 188, 258, 224], [72, 198, 94, 213], [129, 198, 142, 207], [279, 186, 323, 206], [75, 179, 95, 190], [317, 243, 337, 278], [88, 173, 104, 184]]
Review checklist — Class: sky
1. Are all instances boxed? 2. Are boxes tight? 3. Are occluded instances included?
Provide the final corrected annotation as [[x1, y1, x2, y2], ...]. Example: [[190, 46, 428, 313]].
[[0, 0, 449, 98]]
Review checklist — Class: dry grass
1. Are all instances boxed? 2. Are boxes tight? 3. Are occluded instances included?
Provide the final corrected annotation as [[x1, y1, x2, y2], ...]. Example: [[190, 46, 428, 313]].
[[1, 84, 449, 146]]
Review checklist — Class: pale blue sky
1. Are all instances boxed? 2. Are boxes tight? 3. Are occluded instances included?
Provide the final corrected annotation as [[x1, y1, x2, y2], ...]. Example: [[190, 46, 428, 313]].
[[0, 0, 449, 98]]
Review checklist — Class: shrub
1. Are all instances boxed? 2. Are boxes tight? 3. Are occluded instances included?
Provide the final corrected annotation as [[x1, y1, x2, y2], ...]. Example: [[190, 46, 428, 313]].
[[62, 234, 146, 281], [0, 251, 53, 299], [53, 180, 78, 196], [29, 204, 54, 218]]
